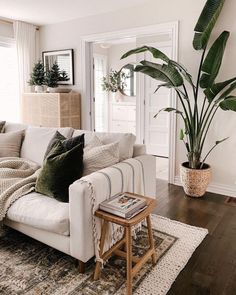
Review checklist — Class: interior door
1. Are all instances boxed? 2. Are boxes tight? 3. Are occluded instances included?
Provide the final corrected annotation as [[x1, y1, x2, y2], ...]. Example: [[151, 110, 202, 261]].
[[143, 44, 172, 157]]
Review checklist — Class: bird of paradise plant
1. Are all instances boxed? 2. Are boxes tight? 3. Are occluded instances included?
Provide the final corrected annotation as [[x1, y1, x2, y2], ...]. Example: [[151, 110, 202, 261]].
[[121, 0, 236, 170]]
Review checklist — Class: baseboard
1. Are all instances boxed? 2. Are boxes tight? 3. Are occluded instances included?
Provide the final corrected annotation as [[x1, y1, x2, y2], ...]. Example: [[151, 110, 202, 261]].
[[174, 176, 236, 198]]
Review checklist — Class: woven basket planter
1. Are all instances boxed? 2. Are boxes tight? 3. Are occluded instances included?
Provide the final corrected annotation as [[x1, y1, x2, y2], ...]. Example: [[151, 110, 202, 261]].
[[180, 162, 212, 198]]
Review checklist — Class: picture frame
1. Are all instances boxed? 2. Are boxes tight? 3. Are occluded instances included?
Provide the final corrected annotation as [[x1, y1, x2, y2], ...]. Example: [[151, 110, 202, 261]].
[[42, 49, 74, 85]]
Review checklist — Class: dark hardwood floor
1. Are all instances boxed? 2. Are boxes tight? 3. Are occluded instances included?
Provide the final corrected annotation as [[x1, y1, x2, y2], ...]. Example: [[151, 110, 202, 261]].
[[153, 179, 236, 295]]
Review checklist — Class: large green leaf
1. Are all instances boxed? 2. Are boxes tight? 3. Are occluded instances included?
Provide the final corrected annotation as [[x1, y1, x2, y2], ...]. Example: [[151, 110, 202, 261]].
[[219, 96, 236, 111], [217, 82, 236, 102], [200, 136, 229, 168], [193, 0, 225, 50], [204, 77, 236, 102], [200, 31, 229, 88], [154, 83, 172, 93], [154, 107, 183, 119], [168, 60, 195, 87], [121, 46, 170, 63], [136, 60, 183, 87]]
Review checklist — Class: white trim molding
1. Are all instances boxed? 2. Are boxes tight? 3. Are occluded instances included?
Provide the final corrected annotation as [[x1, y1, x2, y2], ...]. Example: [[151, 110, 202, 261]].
[[174, 176, 236, 198]]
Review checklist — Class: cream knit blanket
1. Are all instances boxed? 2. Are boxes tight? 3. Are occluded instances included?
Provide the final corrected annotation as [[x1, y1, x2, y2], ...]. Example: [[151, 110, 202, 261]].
[[0, 157, 40, 222]]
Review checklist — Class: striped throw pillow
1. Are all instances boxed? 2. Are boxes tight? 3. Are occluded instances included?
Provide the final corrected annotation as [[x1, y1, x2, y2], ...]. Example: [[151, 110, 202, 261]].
[[0, 121, 6, 133], [0, 130, 24, 158]]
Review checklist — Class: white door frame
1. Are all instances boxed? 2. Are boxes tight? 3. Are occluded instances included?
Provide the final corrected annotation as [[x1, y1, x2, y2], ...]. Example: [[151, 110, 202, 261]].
[[80, 21, 178, 184]]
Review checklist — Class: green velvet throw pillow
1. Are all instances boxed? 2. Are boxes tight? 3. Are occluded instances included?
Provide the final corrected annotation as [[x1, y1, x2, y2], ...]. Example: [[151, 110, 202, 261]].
[[36, 141, 84, 202], [44, 131, 85, 160]]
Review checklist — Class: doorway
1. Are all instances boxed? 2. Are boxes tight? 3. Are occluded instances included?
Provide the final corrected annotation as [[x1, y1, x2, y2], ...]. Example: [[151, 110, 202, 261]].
[[93, 39, 137, 134], [81, 22, 178, 183]]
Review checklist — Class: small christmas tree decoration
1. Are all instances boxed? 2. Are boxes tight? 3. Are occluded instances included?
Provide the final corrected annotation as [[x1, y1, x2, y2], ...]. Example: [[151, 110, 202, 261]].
[[45, 63, 70, 91], [28, 61, 45, 91], [44, 62, 61, 88]]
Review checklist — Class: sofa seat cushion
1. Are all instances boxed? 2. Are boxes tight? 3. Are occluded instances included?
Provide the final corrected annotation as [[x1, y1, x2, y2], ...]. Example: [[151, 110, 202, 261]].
[[21, 126, 73, 166], [6, 192, 69, 236]]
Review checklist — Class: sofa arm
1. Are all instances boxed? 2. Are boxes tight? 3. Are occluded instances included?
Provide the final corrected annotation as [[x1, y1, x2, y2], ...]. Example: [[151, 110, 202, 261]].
[[69, 180, 94, 262], [68, 154, 156, 262], [133, 154, 156, 197], [133, 144, 146, 157]]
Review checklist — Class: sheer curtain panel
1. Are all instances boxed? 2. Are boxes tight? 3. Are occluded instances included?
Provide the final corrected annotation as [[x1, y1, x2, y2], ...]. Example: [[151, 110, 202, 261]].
[[14, 21, 36, 97]]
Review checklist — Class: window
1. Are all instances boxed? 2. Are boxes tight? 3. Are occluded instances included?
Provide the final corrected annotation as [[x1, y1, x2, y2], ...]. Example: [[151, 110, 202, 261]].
[[0, 37, 19, 122], [94, 54, 108, 132]]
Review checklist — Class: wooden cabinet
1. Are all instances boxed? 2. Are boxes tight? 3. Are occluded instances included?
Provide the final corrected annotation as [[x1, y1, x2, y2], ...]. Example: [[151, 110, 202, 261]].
[[109, 102, 136, 134], [22, 92, 81, 128]]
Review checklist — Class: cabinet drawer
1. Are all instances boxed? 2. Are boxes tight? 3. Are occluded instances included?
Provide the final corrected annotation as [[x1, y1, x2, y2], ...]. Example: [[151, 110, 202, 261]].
[[112, 105, 136, 121], [111, 121, 127, 132], [112, 105, 127, 121], [127, 106, 136, 121], [111, 121, 136, 134]]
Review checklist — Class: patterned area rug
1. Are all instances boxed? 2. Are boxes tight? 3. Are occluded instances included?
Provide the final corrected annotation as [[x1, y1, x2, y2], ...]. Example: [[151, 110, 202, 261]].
[[0, 215, 208, 295]]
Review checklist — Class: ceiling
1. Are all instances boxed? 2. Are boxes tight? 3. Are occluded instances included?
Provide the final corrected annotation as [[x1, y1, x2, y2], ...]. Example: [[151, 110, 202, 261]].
[[0, 0, 150, 26]]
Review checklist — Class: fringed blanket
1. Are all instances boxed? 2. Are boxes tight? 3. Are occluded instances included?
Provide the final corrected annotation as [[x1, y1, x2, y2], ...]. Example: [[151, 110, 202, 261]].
[[79, 158, 145, 263], [0, 157, 40, 222]]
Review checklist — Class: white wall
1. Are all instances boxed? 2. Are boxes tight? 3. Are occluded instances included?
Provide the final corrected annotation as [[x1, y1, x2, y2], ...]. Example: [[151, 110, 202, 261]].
[[39, 0, 236, 193]]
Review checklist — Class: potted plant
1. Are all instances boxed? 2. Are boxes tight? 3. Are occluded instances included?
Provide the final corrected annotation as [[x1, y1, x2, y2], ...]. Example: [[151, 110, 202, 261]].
[[44, 62, 69, 92], [121, 0, 236, 197], [101, 69, 128, 101], [28, 61, 45, 93]]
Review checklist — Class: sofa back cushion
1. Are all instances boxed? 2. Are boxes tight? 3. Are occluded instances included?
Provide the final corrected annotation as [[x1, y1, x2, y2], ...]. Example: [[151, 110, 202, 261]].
[[21, 126, 73, 165], [4, 122, 28, 133], [0, 130, 24, 157], [73, 130, 136, 161]]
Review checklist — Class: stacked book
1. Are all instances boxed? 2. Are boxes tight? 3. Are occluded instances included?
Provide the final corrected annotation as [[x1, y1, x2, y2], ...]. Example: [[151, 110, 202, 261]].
[[99, 193, 147, 219]]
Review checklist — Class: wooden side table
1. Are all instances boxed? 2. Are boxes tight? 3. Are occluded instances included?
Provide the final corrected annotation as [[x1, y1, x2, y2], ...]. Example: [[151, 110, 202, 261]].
[[94, 193, 157, 295]]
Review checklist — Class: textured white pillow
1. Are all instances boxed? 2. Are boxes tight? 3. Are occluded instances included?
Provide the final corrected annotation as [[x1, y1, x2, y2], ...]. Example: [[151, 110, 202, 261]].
[[84, 134, 103, 152], [83, 141, 119, 176], [73, 130, 136, 161]]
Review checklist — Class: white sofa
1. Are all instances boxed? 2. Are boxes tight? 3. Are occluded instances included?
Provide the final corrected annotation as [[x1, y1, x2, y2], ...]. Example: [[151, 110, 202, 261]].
[[3, 122, 156, 269]]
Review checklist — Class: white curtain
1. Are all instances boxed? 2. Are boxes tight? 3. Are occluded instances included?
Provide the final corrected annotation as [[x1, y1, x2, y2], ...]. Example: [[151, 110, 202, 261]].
[[14, 21, 36, 96]]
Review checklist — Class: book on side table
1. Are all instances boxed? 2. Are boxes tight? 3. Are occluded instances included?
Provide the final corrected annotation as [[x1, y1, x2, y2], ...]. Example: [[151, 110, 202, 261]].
[[99, 193, 147, 219]]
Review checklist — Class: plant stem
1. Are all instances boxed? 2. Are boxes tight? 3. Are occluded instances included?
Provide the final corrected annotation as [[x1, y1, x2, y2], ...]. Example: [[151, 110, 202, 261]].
[[194, 49, 206, 142], [195, 49, 206, 101], [200, 106, 219, 154], [199, 96, 207, 126], [175, 89, 193, 151], [183, 84, 193, 119], [200, 145, 216, 169]]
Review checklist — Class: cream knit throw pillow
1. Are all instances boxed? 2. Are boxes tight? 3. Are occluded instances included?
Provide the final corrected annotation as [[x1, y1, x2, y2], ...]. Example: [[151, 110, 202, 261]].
[[83, 135, 119, 176]]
